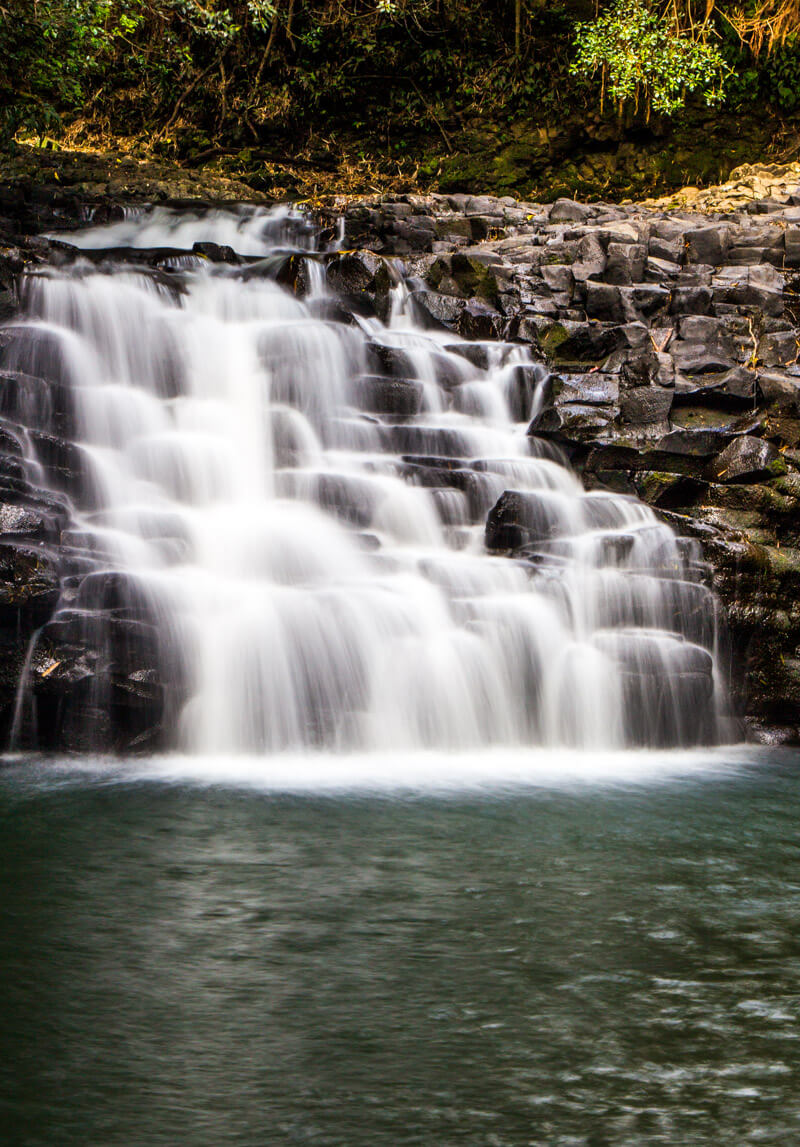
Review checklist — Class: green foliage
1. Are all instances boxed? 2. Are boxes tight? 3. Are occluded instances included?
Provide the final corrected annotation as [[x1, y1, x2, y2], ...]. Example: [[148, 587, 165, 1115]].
[[721, 22, 800, 112], [0, 0, 115, 139], [0, 0, 791, 157], [571, 0, 731, 117], [759, 38, 800, 109]]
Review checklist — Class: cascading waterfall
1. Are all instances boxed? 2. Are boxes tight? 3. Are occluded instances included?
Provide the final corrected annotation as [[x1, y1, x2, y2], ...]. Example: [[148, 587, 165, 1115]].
[[1, 206, 730, 753]]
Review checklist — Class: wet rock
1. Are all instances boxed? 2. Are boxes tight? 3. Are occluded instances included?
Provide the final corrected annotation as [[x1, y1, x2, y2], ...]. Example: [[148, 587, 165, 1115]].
[[0, 502, 64, 542], [708, 436, 786, 483], [192, 241, 239, 264], [634, 471, 707, 508], [553, 373, 619, 407], [658, 427, 736, 457], [531, 403, 615, 442], [0, 542, 60, 626], [672, 342, 735, 375], [539, 320, 622, 364], [458, 298, 505, 340], [759, 370, 800, 412], [28, 431, 101, 510], [619, 385, 672, 426], [485, 490, 561, 551], [364, 342, 418, 379], [411, 290, 464, 328], [585, 282, 624, 323], [673, 365, 757, 407], [326, 251, 385, 295], [355, 376, 424, 417]]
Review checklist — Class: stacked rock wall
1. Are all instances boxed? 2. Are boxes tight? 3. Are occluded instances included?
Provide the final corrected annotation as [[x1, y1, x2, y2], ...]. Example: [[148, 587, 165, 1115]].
[[337, 183, 800, 739]]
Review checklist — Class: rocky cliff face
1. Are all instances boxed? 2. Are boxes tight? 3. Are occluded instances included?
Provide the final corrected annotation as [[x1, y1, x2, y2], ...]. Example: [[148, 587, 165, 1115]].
[[2, 171, 800, 746]]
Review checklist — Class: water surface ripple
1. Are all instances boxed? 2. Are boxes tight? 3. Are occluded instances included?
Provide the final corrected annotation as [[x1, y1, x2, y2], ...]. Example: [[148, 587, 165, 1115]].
[[2, 750, 799, 1145]]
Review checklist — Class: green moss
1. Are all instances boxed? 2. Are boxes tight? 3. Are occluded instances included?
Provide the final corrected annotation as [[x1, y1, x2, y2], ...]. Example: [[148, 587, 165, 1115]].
[[540, 323, 570, 358], [449, 254, 500, 302]]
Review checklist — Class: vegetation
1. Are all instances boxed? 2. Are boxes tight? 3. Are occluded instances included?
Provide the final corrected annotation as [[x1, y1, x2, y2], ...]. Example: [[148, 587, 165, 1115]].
[[1, 0, 799, 164], [571, 0, 731, 117]]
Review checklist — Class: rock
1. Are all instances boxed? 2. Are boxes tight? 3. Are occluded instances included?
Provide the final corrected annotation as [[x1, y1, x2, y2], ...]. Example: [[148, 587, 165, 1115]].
[[326, 252, 376, 294], [540, 264, 575, 293], [708, 436, 786, 483], [672, 342, 735, 374], [759, 370, 800, 411], [758, 331, 797, 367], [28, 431, 102, 510], [549, 198, 593, 223], [485, 490, 561, 551], [0, 542, 60, 626], [355, 376, 424, 416], [365, 342, 418, 379], [712, 265, 784, 317], [673, 365, 757, 407], [458, 298, 505, 340], [585, 282, 624, 323], [785, 227, 800, 266], [649, 235, 684, 264], [411, 289, 464, 328], [669, 286, 713, 316], [531, 403, 615, 442], [685, 226, 730, 265], [554, 372, 619, 406], [192, 241, 239, 264], [625, 284, 671, 319], [646, 256, 682, 280], [604, 242, 646, 285], [662, 425, 739, 455], [634, 471, 707, 508], [620, 385, 673, 426]]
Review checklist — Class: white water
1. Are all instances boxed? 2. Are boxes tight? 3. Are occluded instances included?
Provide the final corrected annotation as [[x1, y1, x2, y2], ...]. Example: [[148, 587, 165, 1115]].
[[4, 206, 728, 753]]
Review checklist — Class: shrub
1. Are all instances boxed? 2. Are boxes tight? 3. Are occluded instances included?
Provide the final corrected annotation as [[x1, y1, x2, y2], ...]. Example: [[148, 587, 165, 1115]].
[[571, 0, 732, 118]]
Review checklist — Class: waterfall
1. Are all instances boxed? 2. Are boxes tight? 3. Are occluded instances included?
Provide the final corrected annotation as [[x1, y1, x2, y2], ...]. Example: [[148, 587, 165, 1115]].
[[1, 206, 729, 753]]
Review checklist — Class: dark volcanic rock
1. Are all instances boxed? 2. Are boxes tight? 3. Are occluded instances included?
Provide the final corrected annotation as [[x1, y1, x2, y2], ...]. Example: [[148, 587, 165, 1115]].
[[707, 436, 786, 483]]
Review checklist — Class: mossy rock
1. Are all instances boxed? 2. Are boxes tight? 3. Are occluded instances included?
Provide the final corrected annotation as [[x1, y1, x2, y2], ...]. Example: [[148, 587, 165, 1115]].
[[540, 322, 570, 358]]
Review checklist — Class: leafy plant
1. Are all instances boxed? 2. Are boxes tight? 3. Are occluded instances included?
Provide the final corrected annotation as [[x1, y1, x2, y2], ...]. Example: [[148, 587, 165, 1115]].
[[571, 0, 732, 118]]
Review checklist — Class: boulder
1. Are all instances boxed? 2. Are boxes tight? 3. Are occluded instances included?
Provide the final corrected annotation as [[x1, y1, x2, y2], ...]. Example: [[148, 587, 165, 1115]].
[[619, 385, 673, 426], [585, 283, 624, 323], [355, 376, 424, 417], [684, 226, 730, 265], [549, 198, 593, 223], [708, 436, 786, 483], [0, 541, 60, 626]]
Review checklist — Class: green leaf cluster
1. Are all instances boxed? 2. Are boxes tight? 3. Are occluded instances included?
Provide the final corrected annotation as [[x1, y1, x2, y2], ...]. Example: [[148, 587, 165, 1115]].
[[571, 0, 732, 117]]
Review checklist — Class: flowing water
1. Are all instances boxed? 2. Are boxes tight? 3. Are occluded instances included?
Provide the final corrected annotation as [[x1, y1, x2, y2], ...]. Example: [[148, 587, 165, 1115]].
[[1, 206, 730, 752]]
